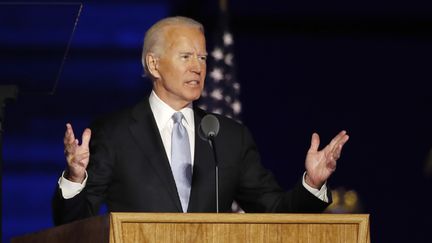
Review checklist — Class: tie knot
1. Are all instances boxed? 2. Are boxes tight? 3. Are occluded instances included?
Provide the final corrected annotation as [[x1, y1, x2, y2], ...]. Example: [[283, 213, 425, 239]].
[[172, 112, 184, 124]]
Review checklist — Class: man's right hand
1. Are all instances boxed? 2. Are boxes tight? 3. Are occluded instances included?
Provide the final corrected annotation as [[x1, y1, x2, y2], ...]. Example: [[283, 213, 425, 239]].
[[63, 123, 91, 183]]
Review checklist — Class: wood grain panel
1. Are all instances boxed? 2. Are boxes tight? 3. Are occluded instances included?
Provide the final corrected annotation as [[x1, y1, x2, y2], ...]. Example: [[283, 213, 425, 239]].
[[109, 213, 368, 243], [12, 213, 369, 243]]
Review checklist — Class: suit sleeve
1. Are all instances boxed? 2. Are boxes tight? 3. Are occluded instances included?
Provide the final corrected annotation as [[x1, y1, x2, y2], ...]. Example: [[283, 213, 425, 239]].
[[234, 126, 331, 213], [52, 121, 115, 225]]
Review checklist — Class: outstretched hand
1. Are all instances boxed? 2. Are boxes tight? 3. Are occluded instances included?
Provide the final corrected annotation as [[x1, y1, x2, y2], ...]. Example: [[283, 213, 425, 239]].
[[305, 130, 349, 189], [63, 123, 91, 183]]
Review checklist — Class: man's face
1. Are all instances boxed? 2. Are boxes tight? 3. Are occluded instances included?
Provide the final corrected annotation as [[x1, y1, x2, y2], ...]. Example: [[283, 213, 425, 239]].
[[152, 25, 207, 110]]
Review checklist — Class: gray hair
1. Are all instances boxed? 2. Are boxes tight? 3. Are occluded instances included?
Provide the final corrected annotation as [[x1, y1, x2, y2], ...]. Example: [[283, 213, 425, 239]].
[[142, 16, 205, 77]]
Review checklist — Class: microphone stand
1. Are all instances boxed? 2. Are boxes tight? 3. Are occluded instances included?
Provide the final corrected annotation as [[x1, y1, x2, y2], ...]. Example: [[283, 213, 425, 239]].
[[208, 135, 219, 213]]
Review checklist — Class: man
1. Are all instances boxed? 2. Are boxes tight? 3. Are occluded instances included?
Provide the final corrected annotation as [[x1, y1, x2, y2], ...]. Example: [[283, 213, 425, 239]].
[[52, 16, 349, 225]]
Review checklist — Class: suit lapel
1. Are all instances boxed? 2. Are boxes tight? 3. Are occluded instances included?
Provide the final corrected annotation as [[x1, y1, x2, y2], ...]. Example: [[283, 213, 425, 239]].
[[129, 99, 182, 212]]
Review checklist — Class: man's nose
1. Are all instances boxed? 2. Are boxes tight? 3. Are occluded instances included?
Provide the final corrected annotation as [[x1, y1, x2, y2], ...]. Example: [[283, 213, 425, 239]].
[[190, 56, 202, 74]]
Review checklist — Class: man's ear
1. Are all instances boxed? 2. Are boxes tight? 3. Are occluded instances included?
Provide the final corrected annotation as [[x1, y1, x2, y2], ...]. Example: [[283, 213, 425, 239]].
[[145, 53, 160, 79]]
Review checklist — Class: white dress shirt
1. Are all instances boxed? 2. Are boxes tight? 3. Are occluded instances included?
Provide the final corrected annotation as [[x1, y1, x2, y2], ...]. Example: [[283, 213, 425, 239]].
[[148, 90, 195, 165], [59, 91, 328, 202]]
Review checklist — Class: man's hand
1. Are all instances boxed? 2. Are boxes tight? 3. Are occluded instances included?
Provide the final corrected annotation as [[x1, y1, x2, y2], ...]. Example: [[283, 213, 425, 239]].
[[63, 123, 91, 183], [305, 130, 349, 189]]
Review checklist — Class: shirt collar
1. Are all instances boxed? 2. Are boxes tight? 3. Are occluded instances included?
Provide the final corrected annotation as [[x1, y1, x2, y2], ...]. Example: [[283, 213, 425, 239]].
[[149, 90, 194, 131]]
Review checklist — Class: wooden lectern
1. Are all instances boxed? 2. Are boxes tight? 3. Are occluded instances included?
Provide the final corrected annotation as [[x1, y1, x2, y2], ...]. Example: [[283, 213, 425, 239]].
[[12, 213, 370, 243]]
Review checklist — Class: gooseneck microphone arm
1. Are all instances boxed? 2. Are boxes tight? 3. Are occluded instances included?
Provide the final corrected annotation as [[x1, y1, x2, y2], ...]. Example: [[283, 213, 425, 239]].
[[207, 134, 219, 213], [198, 114, 220, 213]]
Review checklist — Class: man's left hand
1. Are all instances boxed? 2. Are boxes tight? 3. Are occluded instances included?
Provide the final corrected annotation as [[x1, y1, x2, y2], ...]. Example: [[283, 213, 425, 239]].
[[305, 130, 349, 189]]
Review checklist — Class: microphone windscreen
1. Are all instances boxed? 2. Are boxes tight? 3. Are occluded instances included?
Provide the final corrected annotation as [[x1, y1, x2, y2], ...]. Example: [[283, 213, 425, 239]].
[[199, 114, 220, 139]]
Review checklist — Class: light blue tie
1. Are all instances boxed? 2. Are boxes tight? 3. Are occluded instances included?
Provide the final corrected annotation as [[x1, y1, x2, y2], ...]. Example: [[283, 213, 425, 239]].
[[171, 112, 192, 212]]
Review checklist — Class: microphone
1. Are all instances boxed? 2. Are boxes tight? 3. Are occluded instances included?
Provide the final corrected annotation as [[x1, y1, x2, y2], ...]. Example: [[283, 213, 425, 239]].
[[199, 114, 220, 142], [199, 114, 220, 213]]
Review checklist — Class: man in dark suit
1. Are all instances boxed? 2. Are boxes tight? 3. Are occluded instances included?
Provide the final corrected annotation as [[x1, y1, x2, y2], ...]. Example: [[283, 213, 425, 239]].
[[52, 16, 349, 225]]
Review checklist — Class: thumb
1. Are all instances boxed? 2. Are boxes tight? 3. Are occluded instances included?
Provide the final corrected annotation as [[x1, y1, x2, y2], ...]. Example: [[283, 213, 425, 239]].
[[81, 128, 92, 148], [309, 133, 320, 152]]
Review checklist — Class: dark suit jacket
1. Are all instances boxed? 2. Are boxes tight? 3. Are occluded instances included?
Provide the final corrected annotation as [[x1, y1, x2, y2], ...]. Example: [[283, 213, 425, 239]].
[[52, 98, 330, 225]]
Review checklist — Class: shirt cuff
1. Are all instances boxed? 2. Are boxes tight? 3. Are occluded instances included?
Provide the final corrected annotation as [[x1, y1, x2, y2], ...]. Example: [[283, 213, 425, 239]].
[[302, 172, 329, 203], [58, 171, 88, 199]]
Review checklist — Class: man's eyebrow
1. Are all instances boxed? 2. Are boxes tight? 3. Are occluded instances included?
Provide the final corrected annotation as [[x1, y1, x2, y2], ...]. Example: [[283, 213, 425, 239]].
[[179, 51, 208, 56]]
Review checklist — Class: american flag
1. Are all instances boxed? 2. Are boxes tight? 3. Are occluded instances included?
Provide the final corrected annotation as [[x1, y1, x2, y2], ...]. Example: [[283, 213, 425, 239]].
[[198, 4, 241, 122], [198, 1, 244, 213]]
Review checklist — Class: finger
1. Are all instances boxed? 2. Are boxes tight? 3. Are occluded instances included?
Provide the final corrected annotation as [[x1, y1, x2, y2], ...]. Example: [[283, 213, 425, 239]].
[[332, 144, 343, 160], [333, 134, 350, 160], [308, 133, 320, 152], [64, 126, 70, 144], [331, 134, 349, 155], [329, 130, 347, 148], [64, 123, 76, 144], [81, 128, 92, 148], [327, 131, 348, 155], [66, 123, 75, 140], [64, 141, 75, 154], [64, 141, 76, 155], [326, 149, 338, 167], [338, 134, 349, 147]]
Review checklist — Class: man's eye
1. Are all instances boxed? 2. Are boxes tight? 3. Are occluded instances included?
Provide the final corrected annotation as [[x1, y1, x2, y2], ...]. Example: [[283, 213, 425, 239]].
[[199, 56, 207, 61], [181, 55, 190, 59]]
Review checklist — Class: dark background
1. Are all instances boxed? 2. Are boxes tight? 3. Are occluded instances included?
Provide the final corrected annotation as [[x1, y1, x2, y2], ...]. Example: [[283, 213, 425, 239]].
[[2, 0, 432, 242]]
